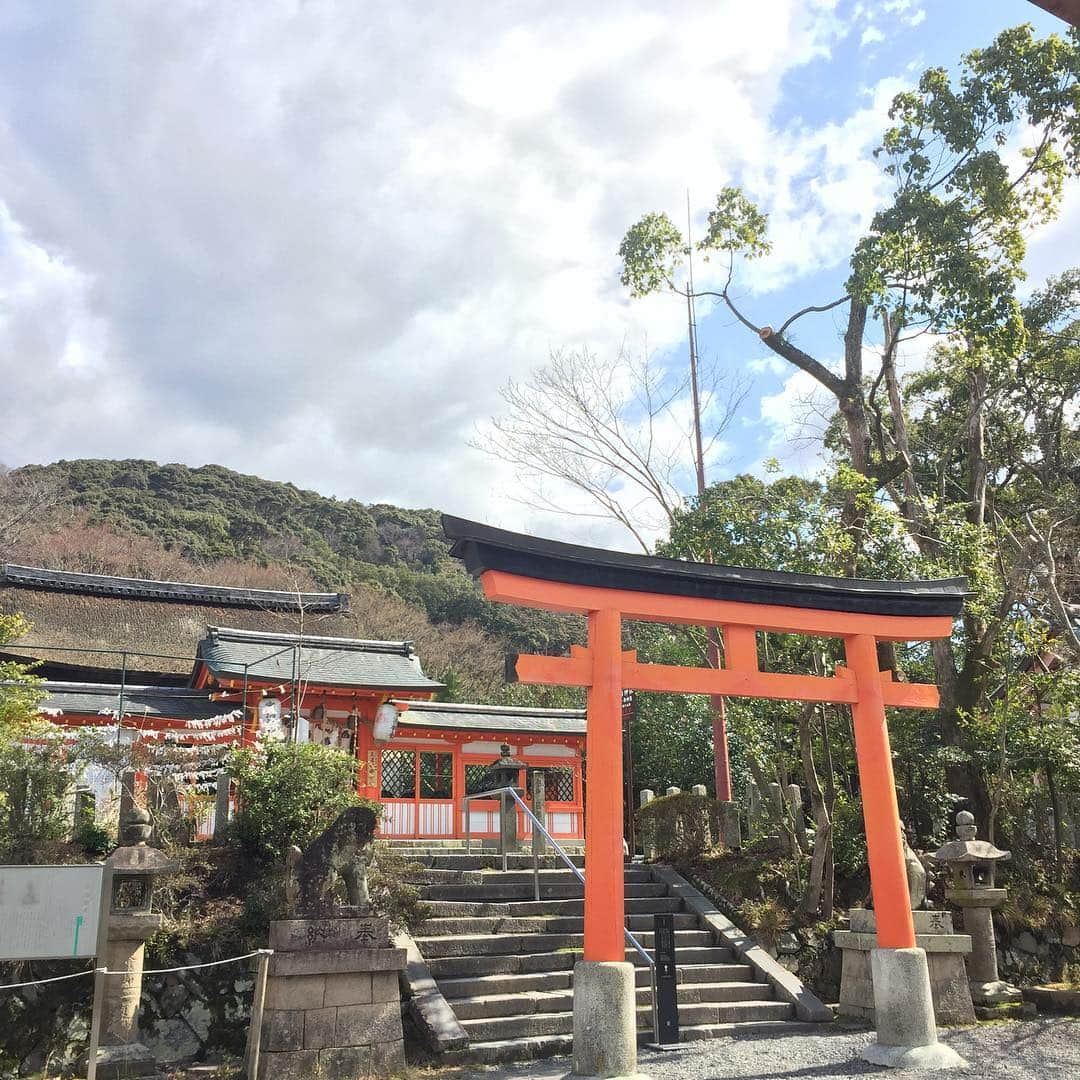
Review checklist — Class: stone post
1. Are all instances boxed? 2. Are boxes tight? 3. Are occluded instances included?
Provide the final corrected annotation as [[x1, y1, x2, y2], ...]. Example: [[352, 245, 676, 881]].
[[747, 781, 765, 839], [500, 792, 519, 854], [690, 783, 712, 849], [639, 790, 656, 861], [531, 770, 547, 858], [786, 783, 808, 848], [74, 786, 96, 835], [118, 770, 137, 832], [718, 801, 742, 849], [214, 772, 231, 841], [665, 786, 681, 797]]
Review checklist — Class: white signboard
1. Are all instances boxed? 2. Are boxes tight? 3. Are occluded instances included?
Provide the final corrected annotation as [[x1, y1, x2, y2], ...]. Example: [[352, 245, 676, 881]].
[[0, 864, 105, 960]]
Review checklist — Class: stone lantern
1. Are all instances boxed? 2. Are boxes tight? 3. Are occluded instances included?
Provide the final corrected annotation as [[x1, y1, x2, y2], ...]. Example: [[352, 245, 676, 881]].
[[478, 743, 530, 853], [932, 810, 1022, 1013], [96, 807, 178, 1078]]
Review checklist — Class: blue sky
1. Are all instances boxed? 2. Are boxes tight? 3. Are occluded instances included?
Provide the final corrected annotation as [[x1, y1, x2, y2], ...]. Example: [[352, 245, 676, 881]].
[[0, 1, 1073, 549]]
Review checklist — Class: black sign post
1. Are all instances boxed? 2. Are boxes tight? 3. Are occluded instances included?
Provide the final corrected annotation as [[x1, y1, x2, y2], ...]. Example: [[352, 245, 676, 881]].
[[647, 912, 680, 1048]]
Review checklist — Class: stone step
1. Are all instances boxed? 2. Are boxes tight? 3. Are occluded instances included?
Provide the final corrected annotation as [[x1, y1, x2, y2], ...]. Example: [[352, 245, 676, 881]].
[[437, 962, 757, 1000], [419, 882, 669, 901], [449, 981, 776, 1020], [449, 1033, 574, 1066], [453, 1019, 819, 1066], [426, 946, 734, 979], [413, 929, 716, 959], [420, 895, 685, 918], [459, 1000, 793, 1043], [417, 912, 701, 936], [405, 854, 588, 871], [409, 867, 653, 886]]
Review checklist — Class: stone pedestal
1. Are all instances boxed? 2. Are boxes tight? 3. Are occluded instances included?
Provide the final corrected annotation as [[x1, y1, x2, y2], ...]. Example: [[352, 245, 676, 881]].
[[571, 960, 647, 1078], [835, 909, 975, 1025], [862, 948, 966, 1069], [948, 889, 1024, 1012], [260, 917, 406, 1079]]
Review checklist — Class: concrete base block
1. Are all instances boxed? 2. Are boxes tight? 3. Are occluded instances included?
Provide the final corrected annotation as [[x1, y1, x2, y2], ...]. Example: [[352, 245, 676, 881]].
[[864, 948, 967, 1071], [571, 960, 642, 1079], [863, 1042, 968, 1070], [90, 1042, 159, 1079]]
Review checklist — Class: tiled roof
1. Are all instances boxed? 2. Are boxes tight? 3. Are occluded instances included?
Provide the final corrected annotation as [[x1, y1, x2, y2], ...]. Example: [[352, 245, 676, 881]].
[[394, 699, 585, 736], [196, 627, 444, 692], [35, 681, 228, 721], [1, 563, 349, 613], [443, 514, 970, 618]]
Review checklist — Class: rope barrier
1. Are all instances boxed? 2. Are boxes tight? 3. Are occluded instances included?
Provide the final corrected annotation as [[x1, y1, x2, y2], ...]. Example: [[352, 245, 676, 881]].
[[0, 948, 272, 990], [0, 968, 94, 990]]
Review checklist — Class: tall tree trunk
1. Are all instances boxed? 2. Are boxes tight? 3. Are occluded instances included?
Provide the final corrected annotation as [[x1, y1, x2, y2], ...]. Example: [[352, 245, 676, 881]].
[[799, 704, 834, 917]]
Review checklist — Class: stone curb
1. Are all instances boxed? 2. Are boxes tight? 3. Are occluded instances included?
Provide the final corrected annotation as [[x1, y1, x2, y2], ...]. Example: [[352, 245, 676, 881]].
[[393, 931, 469, 1053], [649, 865, 833, 1024]]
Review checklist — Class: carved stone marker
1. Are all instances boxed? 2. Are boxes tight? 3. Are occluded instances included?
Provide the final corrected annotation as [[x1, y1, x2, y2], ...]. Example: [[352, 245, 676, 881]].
[[260, 919, 406, 1079], [836, 822, 974, 1026], [262, 810, 406, 1078]]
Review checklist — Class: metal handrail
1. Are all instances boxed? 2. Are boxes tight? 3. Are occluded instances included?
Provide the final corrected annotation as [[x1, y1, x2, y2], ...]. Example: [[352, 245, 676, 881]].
[[461, 786, 655, 969]]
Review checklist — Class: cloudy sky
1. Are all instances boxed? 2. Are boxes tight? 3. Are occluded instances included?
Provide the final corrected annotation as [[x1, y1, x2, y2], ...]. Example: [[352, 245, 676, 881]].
[[0, 0, 1075, 547]]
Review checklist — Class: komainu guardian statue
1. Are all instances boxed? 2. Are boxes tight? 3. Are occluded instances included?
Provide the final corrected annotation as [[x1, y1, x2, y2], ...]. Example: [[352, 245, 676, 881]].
[[284, 804, 378, 916]]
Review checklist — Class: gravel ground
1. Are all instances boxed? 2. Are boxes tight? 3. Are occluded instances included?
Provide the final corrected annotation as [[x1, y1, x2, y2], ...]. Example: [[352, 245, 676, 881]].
[[450, 1019, 1080, 1080]]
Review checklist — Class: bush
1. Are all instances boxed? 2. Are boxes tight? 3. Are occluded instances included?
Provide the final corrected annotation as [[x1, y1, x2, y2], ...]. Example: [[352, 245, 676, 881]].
[[0, 736, 79, 864], [227, 742, 369, 864], [637, 791, 723, 862]]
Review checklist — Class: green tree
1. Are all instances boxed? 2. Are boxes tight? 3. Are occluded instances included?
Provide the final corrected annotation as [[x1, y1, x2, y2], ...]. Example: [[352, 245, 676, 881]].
[[620, 23, 1080, 830], [227, 742, 369, 863]]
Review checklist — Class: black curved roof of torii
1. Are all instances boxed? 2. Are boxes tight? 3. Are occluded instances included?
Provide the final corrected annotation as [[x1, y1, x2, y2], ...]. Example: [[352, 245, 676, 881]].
[[442, 516, 968, 618]]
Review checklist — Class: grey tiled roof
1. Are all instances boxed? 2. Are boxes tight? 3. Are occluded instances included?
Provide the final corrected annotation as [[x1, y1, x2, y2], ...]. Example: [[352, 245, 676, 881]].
[[36, 681, 228, 721], [2, 563, 349, 613], [393, 699, 585, 736], [197, 627, 444, 692]]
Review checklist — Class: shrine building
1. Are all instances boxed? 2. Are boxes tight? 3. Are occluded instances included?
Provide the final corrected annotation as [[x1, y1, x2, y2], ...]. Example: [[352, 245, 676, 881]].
[[3, 563, 585, 841]]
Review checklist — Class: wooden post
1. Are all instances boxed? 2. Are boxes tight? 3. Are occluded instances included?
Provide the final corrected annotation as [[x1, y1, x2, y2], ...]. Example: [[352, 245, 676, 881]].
[[246, 948, 273, 1080], [583, 608, 624, 962], [844, 633, 916, 950], [214, 773, 231, 841], [85, 864, 114, 1080]]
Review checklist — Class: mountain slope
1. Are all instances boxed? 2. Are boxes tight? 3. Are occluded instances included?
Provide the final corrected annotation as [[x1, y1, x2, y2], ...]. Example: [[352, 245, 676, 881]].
[[12, 459, 581, 659]]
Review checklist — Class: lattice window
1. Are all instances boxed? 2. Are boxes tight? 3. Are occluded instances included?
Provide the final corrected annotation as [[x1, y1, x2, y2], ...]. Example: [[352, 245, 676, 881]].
[[419, 752, 453, 799], [544, 767, 575, 802], [380, 750, 416, 798], [465, 764, 491, 795]]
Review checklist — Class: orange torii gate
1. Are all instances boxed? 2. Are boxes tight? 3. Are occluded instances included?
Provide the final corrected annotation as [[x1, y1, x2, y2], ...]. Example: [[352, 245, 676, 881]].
[[444, 516, 969, 1075]]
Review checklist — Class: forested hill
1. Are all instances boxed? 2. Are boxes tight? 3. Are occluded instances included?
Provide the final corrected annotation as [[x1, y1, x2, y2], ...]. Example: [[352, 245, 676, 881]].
[[11, 459, 578, 657]]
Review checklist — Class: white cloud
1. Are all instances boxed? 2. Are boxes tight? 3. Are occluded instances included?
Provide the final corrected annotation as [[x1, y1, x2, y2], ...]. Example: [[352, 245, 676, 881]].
[[861, 26, 886, 47], [0, 0, 858, 537], [0, 0, 1017, 551]]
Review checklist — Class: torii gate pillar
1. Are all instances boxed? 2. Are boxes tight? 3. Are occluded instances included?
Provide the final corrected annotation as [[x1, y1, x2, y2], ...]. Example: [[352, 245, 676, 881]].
[[443, 517, 970, 1075]]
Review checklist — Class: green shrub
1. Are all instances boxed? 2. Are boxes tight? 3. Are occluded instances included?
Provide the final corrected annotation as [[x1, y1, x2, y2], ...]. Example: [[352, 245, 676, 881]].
[[0, 736, 78, 864], [227, 742, 371, 863], [637, 791, 722, 862]]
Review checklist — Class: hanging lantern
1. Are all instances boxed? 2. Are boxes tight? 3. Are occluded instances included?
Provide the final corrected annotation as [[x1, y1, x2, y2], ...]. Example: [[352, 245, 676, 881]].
[[373, 702, 399, 743], [257, 697, 284, 741]]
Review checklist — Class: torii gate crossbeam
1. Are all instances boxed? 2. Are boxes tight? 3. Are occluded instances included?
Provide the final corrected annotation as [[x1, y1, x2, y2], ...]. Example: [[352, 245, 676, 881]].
[[443, 516, 969, 1075]]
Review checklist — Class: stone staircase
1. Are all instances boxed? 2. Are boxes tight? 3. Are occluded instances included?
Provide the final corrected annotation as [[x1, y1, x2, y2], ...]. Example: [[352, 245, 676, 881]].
[[387, 839, 805, 1065]]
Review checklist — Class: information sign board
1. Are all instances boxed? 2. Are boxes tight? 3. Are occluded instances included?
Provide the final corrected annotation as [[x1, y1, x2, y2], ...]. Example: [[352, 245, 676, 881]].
[[652, 911, 680, 1044], [0, 864, 105, 960]]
